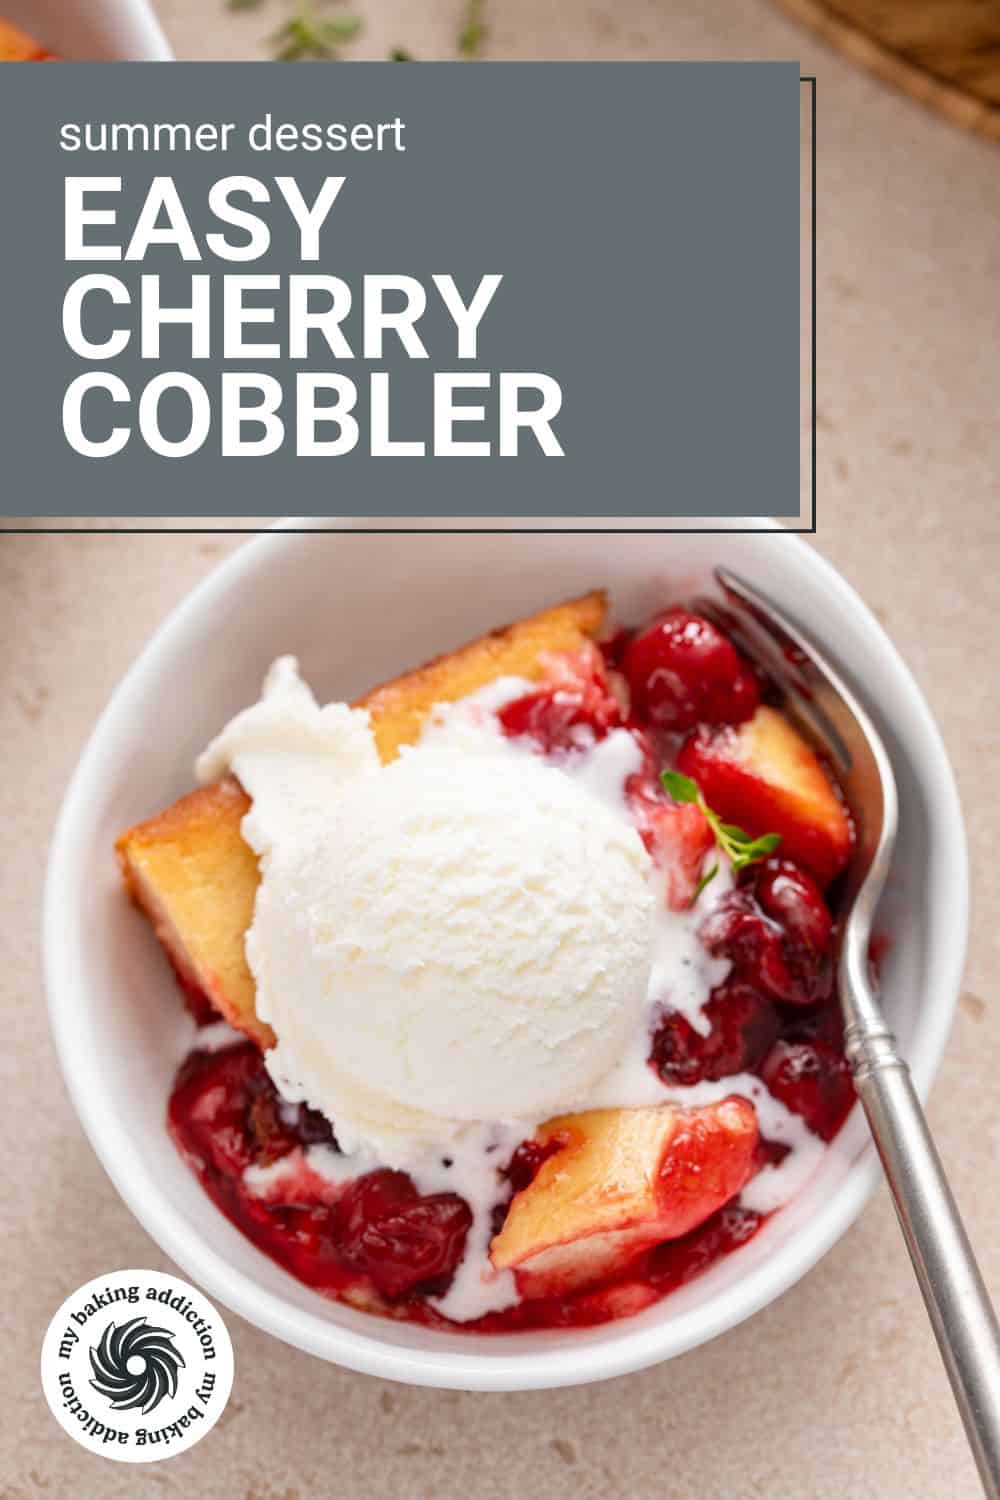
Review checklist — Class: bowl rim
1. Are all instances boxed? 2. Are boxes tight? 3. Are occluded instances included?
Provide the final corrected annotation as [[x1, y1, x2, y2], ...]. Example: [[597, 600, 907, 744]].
[[43, 517, 968, 1390]]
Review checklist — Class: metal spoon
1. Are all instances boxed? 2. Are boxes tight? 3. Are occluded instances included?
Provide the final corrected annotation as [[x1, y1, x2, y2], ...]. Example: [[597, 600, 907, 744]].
[[697, 567, 1000, 1497]]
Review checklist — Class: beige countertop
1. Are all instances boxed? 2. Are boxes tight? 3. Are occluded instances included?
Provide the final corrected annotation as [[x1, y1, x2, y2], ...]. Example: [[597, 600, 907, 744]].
[[4, 1, 1000, 1495]]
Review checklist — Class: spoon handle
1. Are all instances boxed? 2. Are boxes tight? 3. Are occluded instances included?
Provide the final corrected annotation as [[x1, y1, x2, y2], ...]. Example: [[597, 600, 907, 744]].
[[847, 1022, 1000, 1498]]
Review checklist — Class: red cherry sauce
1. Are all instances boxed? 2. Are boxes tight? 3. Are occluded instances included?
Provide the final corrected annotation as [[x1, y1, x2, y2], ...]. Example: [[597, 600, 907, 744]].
[[168, 1045, 472, 1304]]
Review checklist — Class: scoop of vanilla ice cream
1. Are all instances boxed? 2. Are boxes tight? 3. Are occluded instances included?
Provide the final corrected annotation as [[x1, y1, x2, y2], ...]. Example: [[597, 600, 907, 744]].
[[198, 659, 656, 1167], [196, 656, 380, 849]]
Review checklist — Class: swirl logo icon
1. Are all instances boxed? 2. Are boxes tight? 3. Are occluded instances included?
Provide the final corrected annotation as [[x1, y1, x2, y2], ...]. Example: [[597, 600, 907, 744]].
[[41, 1270, 233, 1463], [89, 1316, 185, 1415]]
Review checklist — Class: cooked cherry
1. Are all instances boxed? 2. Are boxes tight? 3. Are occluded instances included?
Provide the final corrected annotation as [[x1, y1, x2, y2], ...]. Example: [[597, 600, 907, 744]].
[[499, 647, 624, 752], [782, 999, 845, 1050], [503, 1136, 562, 1194], [699, 860, 835, 1008], [627, 783, 715, 909], [621, 608, 759, 733], [169, 1044, 339, 1178], [499, 688, 619, 753], [333, 1170, 472, 1300], [649, 981, 780, 1086], [646, 1203, 762, 1291], [169, 1044, 289, 1177], [759, 1040, 855, 1141], [699, 889, 772, 966], [755, 859, 832, 954]]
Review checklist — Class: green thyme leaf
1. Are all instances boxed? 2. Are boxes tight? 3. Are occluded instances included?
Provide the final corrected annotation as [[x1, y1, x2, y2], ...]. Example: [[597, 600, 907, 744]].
[[661, 768, 781, 901], [228, 0, 263, 10], [389, 46, 414, 59], [691, 862, 720, 903], [661, 769, 699, 805], [458, 0, 487, 56], [271, 6, 362, 60], [738, 832, 782, 863]]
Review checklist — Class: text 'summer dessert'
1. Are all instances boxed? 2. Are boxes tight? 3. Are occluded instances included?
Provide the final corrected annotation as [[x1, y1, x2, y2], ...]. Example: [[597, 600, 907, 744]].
[[117, 591, 857, 1330]]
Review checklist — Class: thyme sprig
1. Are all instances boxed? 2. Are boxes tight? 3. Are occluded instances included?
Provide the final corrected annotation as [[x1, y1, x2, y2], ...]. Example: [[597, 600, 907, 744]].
[[662, 769, 781, 904]]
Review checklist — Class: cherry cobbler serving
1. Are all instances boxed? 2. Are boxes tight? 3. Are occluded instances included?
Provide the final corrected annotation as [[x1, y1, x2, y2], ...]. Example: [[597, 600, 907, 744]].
[[117, 590, 857, 1332]]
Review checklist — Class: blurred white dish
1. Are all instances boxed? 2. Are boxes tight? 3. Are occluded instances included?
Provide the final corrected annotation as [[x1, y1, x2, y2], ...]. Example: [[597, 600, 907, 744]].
[[5, 0, 171, 59]]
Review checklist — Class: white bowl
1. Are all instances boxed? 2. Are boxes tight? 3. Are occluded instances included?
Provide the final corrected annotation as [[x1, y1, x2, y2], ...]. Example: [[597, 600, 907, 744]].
[[44, 518, 967, 1390], [5, 0, 171, 59]]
